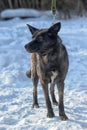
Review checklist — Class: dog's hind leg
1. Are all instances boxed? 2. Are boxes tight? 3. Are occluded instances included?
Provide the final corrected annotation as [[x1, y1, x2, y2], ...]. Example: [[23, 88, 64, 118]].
[[50, 83, 58, 106], [57, 81, 68, 120]]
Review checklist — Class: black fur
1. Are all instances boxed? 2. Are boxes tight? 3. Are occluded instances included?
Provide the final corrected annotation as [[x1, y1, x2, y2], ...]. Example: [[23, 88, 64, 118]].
[[25, 22, 69, 120]]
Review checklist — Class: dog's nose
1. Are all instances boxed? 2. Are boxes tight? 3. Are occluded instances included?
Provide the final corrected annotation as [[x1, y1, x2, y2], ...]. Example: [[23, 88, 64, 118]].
[[24, 44, 28, 49], [24, 44, 30, 52]]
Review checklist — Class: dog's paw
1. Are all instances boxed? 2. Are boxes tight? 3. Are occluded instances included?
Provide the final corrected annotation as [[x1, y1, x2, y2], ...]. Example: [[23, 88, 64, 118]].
[[47, 111, 55, 118], [60, 114, 68, 121], [32, 103, 39, 108]]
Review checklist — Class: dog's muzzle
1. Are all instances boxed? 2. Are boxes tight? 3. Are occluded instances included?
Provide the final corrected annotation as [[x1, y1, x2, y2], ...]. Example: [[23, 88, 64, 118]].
[[25, 43, 38, 53], [24, 44, 31, 52]]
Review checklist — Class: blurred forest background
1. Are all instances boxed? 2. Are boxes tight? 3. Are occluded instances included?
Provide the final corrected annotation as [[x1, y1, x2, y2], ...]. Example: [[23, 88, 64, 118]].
[[0, 0, 87, 19]]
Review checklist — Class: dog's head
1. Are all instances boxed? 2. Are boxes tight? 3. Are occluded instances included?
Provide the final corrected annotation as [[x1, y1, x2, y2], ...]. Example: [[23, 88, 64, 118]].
[[25, 22, 61, 55]]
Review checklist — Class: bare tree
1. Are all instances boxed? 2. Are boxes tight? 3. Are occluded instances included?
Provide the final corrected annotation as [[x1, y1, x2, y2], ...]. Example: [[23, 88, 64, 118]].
[[0, 0, 5, 11], [0, 0, 86, 19], [57, 0, 85, 19], [8, 0, 13, 8]]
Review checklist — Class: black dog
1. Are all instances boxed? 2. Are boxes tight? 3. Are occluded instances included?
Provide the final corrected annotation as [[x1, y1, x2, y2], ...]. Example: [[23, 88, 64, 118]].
[[25, 22, 69, 120]]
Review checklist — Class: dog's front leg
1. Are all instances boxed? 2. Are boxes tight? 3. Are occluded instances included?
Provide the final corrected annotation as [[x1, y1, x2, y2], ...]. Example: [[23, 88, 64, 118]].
[[32, 75, 39, 108], [41, 81, 55, 118], [50, 83, 58, 106], [57, 81, 68, 120]]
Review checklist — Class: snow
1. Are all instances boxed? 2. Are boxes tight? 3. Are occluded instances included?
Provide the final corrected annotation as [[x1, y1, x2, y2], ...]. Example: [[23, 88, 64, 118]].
[[0, 9, 42, 18], [0, 9, 53, 19], [0, 10, 87, 130]]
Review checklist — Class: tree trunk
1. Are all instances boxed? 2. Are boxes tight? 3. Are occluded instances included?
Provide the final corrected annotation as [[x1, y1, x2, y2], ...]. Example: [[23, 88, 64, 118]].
[[8, 0, 13, 9]]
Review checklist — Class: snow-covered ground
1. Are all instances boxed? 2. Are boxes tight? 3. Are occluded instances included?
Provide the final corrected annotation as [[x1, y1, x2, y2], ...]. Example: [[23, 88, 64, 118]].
[[0, 12, 87, 130], [0, 9, 52, 19]]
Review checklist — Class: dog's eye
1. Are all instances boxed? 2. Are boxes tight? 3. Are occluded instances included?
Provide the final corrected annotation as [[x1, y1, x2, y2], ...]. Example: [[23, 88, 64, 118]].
[[48, 33, 53, 38], [48, 33, 56, 40], [37, 36, 43, 42]]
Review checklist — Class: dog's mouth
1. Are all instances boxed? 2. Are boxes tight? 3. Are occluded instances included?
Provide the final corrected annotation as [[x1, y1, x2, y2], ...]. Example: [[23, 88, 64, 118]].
[[37, 47, 53, 56], [29, 47, 39, 53], [25, 43, 54, 55]]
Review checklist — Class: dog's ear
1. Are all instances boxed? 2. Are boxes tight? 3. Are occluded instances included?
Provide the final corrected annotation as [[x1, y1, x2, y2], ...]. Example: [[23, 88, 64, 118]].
[[48, 22, 61, 34], [26, 24, 39, 35]]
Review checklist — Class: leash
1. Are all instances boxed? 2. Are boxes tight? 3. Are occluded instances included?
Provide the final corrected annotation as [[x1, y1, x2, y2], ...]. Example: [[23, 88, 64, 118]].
[[51, 0, 57, 24]]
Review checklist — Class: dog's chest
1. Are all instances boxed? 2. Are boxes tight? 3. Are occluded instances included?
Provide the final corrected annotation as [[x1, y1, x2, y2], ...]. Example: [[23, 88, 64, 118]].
[[51, 71, 58, 83]]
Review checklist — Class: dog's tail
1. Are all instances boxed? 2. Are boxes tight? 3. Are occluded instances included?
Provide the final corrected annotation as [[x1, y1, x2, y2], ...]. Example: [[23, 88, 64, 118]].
[[26, 69, 31, 78]]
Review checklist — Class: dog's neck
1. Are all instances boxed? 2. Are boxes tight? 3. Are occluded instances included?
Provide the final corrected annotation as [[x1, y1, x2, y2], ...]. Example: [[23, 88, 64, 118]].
[[42, 37, 62, 56], [36, 42, 61, 72]]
